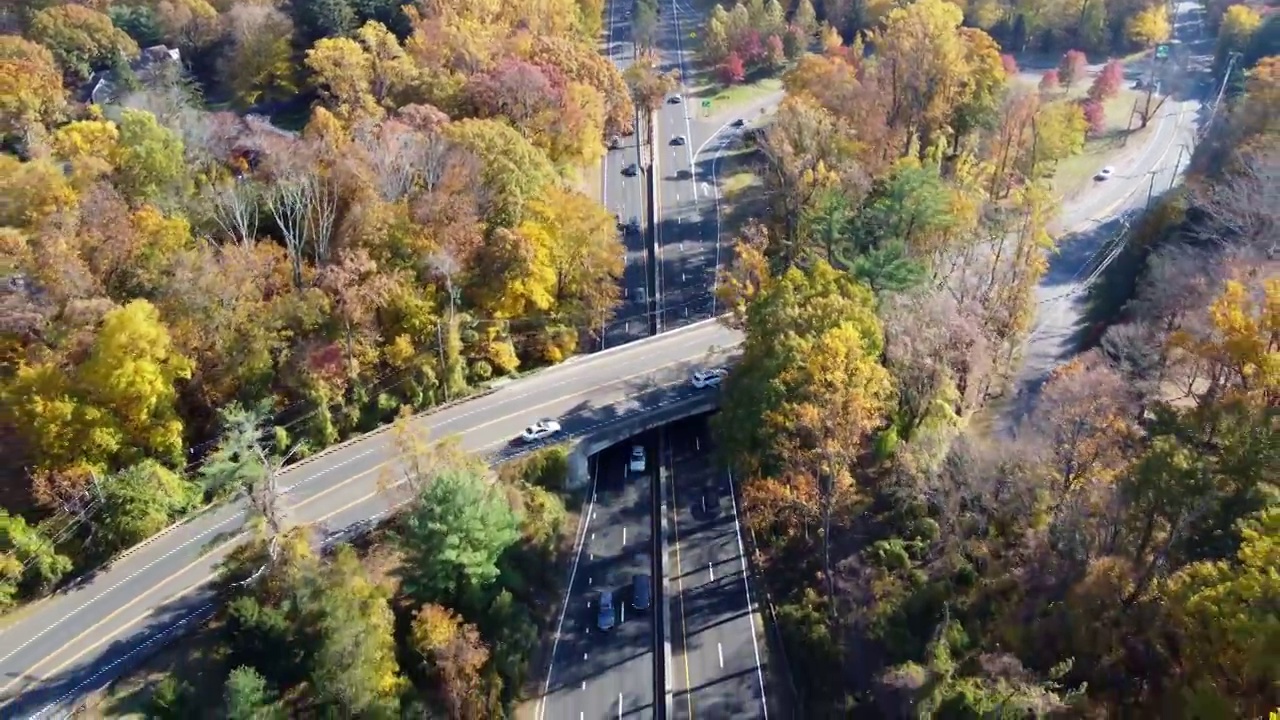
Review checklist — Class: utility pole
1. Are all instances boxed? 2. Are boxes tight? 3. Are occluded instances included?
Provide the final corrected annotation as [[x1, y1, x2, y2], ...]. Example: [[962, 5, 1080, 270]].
[[1168, 143, 1188, 190], [1146, 169, 1159, 208], [1205, 51, 1241, 131]]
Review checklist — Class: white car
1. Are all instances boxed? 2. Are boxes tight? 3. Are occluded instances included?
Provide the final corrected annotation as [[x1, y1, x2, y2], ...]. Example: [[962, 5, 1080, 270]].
[[691, 368, 728, 389], [1095, 166, 1115, 181], [520, 419, 561, 443], [667, 94, 682, 104], [629, 445, 646, 473]]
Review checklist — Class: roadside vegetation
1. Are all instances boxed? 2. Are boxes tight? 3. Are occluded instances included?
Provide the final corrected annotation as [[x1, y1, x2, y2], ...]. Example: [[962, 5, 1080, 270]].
[[713, 6, 1277, 717], [1, 0, 635, 610], [93, 440, 578, 718]]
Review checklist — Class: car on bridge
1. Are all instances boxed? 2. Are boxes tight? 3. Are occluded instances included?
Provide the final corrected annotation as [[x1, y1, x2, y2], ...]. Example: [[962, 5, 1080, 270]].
[[520, 419, 561, 443], [691, 368, 728, 389], [670, 135, 686, 146], [622, 163, 639, 176]]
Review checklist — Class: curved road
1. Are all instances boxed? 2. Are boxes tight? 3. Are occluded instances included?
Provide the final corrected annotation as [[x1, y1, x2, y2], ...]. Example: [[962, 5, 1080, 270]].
[[0, 3, 1205, 714]]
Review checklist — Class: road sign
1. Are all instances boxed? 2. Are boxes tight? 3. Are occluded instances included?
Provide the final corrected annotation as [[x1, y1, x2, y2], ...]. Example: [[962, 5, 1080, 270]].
[[701, 99, 711, 108], [1155, 43, 1170, 61]]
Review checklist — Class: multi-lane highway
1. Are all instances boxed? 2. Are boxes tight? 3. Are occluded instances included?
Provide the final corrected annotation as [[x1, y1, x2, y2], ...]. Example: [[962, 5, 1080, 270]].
[[602, 0, 652, 348], [0, 0, 1209, 714], [538, 438, 659, 719], [662, 417, 769, 719], [0, 321, 740, 718]]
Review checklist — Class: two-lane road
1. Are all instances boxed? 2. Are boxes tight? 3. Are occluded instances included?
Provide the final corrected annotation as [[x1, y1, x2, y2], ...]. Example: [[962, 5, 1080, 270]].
[[0, 320, 742, 719]]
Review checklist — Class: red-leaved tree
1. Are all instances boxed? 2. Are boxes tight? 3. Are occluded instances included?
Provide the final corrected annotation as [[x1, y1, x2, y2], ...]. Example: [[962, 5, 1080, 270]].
[[1058, 50, 1088, 90], [1081, 99, 1106, 136], [1039, 69, 1060, 93], [1088, 59, 1125, 101], [1001, 54, 1019, 76], [720, 51, 746, 84]]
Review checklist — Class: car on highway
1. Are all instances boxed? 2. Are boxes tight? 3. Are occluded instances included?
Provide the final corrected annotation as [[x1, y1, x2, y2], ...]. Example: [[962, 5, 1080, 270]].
[[692, 368, 728, 389], [625, 217, 640, 233], [670, 135, 686, 146], [731, 118, 745, 127], [674, 168, 692, 179], [667, 94, 682, 104], [629, 445, 646, 473], [598, 590, 616, 630], [632, 575, 651, 610], [609, 135, 621, 149], [520, 419, 561, 443], [622, 163, 639, 176], [1095, 166, 1115, 181]]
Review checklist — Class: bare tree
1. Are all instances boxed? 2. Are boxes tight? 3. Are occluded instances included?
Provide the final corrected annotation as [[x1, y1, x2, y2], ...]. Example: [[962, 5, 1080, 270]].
[[265, 153, 340, 287], [1193, 146, 1279, 257], [208, 179, 260, 246]]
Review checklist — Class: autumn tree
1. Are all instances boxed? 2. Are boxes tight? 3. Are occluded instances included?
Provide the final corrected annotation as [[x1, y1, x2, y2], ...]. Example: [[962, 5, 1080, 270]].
[[3, 299, 194, 483], [1039, 68, 1060, 93], [1162, 507, 1279, 717], [1088, 59, 1124, 101], [0, 36, 67, 146], [0, 510, 74, 608], [411, 603, 492, 718], [716, 261, 893, 601], [1127, 5, 1171, 47], [218, 4, 298, 109], [720, 51, 747, 84], [112, 108, 189, 205], [91, 460, 201, 557], [1058, 49, 1088, 90], [28, 4, 140, 83]]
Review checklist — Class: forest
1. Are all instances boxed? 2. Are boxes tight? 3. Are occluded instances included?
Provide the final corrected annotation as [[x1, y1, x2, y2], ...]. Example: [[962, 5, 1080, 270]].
[[713, 5, 1277, 716], [2, 0, 635, 609], [1, 0, 1276, 716]]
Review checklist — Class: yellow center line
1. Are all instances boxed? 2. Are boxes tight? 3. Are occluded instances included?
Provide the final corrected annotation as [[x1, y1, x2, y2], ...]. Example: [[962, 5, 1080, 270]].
[[665, 429, 695, 720], [1, 349, 725, 706]]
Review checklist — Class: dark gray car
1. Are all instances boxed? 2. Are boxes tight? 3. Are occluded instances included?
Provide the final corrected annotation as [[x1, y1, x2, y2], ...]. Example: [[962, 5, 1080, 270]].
[[632, 575, 651, 610], [597, 590, 616, 630]]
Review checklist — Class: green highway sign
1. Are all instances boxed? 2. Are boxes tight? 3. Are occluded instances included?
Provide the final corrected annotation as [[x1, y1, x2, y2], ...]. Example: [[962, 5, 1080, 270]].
[[701, 99, 712, 108], [1155, 43, 1170, 60]]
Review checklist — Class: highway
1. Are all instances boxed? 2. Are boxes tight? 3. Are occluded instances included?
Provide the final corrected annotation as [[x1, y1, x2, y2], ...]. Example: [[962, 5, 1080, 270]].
[[0, 320, 740, 718], [662, 417, 769, 720], [0, 0, 1207, 713], [602, 0, 652, 348], [538, 438, 658, 720]]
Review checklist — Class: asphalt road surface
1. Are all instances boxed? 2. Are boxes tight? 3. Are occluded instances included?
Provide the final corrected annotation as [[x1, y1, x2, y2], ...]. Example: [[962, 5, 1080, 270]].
[[602, 0, 652, 348], [0, 320, 741, 719], [652, 0, 723, 333], [1004, 0, 1208, 426], [663, 417, 768, 720], [538, 438, 659, 720]]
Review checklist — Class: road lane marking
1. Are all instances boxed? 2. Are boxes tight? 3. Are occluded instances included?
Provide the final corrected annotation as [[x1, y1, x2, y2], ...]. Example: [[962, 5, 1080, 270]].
[[709, 562, 715, 581], [727, 468, 769, 719], [3, 482, 414, 708], [718, 642, 724, 668], [0, 533, 245, 702], [537, 454, 598, 720], [15, 346, 732, 711], [665, 430, 695, 720], [622, 527, 626, 545], [619, 693, 624, 718]]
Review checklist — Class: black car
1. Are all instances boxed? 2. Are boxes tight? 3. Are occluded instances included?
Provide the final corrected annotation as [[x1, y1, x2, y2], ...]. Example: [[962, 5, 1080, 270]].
[[622, 163, 639, 176], [670, 136, 686, 146], [632, 574, 651, 610], [667, 95, 682, 104], [731, 118, 745, 127], [625, 218, 640, 233]]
